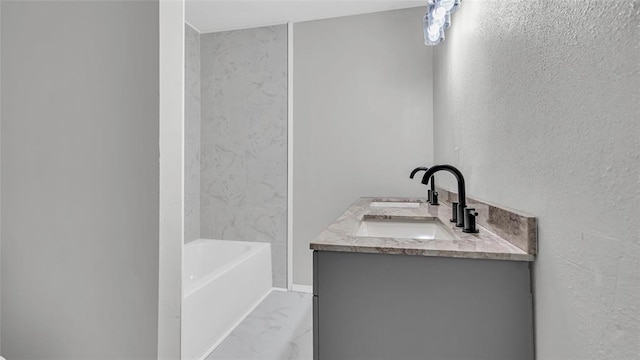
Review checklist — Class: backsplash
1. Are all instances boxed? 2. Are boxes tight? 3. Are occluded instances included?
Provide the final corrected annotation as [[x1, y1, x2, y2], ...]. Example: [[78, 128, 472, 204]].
[[200, 25, 288, 288], [436, 187, 537, 255]]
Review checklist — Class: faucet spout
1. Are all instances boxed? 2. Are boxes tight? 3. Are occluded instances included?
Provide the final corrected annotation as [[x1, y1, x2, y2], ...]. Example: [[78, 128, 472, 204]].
[[409, 167, 429, 179], [421, 164, 466, 227]]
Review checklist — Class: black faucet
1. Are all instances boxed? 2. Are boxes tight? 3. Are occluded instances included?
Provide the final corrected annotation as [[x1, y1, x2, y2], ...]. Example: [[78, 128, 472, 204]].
[[421, 175, 439, 205], [409, 167, 438, 205], [420, 164, 470, 229]]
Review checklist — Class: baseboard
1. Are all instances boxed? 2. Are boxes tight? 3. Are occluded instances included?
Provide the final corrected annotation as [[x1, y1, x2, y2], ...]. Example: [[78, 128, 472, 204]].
[[291, 284, 313, 294]]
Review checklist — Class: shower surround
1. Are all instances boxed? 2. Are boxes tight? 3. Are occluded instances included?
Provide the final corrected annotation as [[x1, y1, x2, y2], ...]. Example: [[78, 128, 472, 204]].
[[200, 25, 288, 288]]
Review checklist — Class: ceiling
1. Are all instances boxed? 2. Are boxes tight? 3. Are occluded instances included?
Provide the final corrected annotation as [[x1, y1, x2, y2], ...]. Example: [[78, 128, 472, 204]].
[[186, 0, 427, 33]]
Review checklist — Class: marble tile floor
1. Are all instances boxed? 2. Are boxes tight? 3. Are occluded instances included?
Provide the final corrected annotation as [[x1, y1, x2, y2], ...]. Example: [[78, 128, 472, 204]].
[[207, 290, 313, 360]]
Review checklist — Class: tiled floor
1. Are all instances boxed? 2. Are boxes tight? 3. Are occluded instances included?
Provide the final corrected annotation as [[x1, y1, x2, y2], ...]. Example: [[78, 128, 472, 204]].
[[207, 290, 313, 360]]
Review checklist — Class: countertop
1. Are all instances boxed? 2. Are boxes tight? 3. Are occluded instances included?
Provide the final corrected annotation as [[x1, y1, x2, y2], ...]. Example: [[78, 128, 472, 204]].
[[309, 197, 535, 261]]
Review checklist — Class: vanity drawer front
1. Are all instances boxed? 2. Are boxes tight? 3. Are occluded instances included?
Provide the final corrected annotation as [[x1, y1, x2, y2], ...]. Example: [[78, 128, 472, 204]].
[[314, 250, 533, 360]]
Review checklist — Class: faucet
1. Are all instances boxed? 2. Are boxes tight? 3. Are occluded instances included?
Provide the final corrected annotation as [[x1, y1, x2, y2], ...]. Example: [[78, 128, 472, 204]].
[[420, 164, 477, 232], [409, 167, 429, 179], [409, 167, 438, 205], [422, 175, 438, 205]]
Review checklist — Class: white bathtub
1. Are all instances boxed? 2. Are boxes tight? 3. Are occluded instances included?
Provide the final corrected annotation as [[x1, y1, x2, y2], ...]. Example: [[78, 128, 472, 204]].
[[182, 239, 273, 360]]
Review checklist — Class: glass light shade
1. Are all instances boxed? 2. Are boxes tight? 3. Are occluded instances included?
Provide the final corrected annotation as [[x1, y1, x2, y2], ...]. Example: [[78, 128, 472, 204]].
[[440, 0, 456, 11], [428, 24, 440, 36], [433, 6, 447, 19], [424, 15, 444, 45], [430, 9, 446, 28]]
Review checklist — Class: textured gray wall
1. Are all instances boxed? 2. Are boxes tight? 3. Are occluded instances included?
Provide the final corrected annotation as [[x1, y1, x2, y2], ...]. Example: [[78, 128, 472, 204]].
[[433, 1, 640, 358], [1, 1, 159, 358], [293, 8, 434, 286], [185, 24, 201, 243], [200, 26, 288, 288]]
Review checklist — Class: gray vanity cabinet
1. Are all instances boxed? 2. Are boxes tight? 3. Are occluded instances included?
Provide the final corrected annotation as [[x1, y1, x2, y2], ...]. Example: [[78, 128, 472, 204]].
[[313, 250, 534, 360]]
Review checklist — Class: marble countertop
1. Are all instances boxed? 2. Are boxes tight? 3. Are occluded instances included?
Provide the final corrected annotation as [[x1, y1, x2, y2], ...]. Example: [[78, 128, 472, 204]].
[[309, 197, 535, 261]]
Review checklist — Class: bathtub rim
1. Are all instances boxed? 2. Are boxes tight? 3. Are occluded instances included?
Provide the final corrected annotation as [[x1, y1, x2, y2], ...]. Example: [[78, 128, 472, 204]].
[[183, 238, 271, 298]]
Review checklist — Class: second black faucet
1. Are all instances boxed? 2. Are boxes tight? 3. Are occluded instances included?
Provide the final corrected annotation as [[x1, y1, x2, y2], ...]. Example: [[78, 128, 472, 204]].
[[409, 167, 438, 205]]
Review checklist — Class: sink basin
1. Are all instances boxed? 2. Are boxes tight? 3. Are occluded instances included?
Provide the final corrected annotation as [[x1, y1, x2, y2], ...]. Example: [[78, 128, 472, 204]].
[[370, 201, 420, 208], [355, 218, 456, 240]]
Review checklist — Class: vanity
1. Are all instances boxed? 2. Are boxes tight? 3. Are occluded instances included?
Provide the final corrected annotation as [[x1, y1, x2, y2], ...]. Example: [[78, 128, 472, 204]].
[[310, 191, 537, 360]]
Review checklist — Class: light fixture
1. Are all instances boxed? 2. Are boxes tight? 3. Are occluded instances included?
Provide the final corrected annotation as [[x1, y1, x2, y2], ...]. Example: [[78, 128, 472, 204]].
[[423, 0, 461, 45]]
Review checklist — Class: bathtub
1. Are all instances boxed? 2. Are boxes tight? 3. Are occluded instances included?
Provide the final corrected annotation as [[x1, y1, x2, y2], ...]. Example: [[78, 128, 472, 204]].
[[182, 239, 273, 360]]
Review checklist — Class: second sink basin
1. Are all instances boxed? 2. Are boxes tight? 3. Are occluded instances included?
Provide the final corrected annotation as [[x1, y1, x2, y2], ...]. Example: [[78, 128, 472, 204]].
[[370, 201, 420, 208], [354, 216, 456, 240]]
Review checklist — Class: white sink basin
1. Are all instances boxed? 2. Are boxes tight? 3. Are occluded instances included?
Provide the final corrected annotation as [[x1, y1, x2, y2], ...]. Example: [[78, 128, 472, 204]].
[[370, 201, 420, 208], [355, 218, 456, 240]]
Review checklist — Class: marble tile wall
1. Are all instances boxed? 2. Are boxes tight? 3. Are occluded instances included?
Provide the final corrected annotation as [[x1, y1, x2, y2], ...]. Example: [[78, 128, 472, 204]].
[[185, 24, 201, 242], [200, 25, 288, 288]]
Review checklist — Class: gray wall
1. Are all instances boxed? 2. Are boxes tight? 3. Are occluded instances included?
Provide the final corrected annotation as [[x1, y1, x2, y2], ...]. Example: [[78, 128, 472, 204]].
[[1, 1, 159, 358], [433, 1, 639, 359], [185, 23, 201, 242], [292, 7, 434, 286], [200, 26, 288, 288]]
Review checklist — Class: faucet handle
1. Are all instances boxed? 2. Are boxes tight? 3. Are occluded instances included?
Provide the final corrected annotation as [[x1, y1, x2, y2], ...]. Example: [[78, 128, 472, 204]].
[[450, 202, 458, 223], [462, 208, 479, 233], [431, 191, 439, 206]]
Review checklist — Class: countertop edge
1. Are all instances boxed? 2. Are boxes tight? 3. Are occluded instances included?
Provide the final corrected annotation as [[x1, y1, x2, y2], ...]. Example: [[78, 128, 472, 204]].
[[309, 243, 536, 262]]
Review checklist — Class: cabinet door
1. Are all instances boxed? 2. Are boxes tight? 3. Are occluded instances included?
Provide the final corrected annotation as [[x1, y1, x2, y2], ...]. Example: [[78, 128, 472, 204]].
[[314, 251, 533, 360]]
